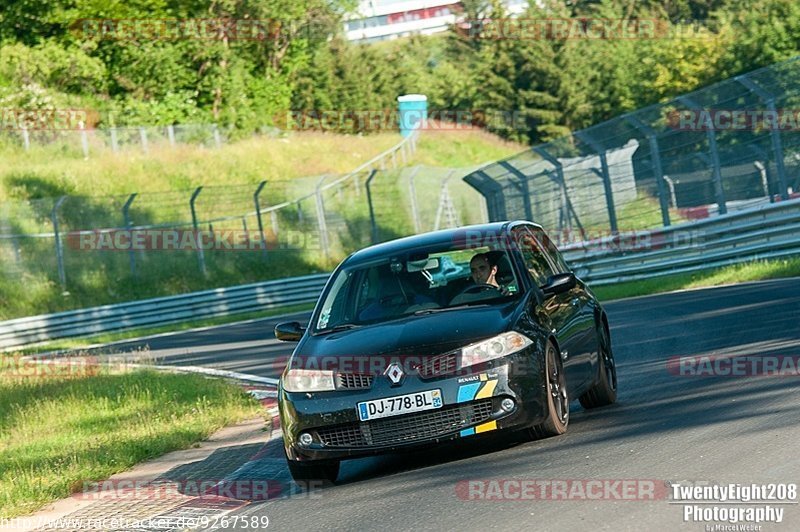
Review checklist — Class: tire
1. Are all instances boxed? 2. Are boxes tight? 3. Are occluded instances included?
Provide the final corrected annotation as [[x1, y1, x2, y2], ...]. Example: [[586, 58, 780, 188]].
[[529, 339, 569, 440], [286, 455, 340, 485], [579, 322, 618, 409]]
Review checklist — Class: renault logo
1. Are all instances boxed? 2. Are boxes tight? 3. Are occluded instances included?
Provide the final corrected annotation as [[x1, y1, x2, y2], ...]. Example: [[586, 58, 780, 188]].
[[384, 363, 404, 385]]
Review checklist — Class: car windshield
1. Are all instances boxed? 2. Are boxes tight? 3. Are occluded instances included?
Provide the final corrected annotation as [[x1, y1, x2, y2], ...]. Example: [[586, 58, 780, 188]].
[[314, 244, 522, 331]]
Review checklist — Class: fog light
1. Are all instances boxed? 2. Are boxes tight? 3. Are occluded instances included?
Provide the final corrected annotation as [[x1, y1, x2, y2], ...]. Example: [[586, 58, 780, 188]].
[[299, 432, 313, 446], [500, 398, 515, 412]]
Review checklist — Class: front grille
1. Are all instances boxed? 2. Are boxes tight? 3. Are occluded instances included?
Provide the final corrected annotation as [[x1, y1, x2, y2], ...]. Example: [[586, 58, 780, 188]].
[[416, 353, 458, 378], [315, 399, 494, 447], [336, 373, 373, 389]]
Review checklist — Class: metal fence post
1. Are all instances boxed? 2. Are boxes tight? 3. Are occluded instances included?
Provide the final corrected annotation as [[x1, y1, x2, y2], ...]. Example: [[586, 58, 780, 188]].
[[110, 127, 119, 152], [735, 76, 790, 201], [678, 96, 727, 215], [139, 127, 149, 154], [21, 127, 30, 151], [365, 169, 379, 244], [213, 124, 222, 148], [315, 175, 331, 259], [533, 147, 586, 240], [663, 175, 677, 207], [407, 166, 422, 233], [167, 125, 176, 146], [271, 211, 279, 238], [575, 131, 618, 232], [463, 170, 507, 221], [51, 196, 68, 291], [753, 161, 770, 199], [80, 128, 90, 159], [190, 187, 206, 276], [253, 180, 268, 258], [122, 193, 137, 277], [748, 145, 774, 202], [625, 115, 671, 227], [354, 171, 362, 198], [433, 170, 460, 230], [498, 161, 534, 221]]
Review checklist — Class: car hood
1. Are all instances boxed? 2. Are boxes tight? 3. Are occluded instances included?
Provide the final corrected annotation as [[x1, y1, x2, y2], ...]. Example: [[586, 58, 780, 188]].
[[296, 300, 523, 361]]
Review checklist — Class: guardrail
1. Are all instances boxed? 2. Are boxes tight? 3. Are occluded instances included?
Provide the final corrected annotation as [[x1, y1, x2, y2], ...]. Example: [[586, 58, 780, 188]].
[[0, 273, 329, 350], [564, 198, 800, 285], [3, 197, 799, 349]]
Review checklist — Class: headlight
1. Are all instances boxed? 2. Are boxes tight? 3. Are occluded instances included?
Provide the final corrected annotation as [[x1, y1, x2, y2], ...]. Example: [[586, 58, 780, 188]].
[[282, 369, 336, 392], [460, 332, 533, 368]]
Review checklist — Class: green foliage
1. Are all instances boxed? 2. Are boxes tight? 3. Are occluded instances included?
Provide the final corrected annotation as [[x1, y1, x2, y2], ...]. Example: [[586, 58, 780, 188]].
[[0, 41, 107, 94], [0, 0, 796, 140], [716, 0, 800, 77], [0, 0, 351, 129]]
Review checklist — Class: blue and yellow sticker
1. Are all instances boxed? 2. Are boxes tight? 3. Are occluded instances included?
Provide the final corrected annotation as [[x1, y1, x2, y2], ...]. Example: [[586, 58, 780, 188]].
[[457, 373, 498, 437]]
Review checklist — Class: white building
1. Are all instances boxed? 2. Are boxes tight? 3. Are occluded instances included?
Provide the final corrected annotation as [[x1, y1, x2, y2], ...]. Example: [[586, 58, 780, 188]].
[[345, 0, 530, 43]]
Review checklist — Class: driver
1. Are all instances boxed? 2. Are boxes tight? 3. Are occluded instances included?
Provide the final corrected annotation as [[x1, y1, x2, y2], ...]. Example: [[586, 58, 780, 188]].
[[447, 252, 511, 306], [469, 252, 500, 288], [466, 252, 513, 297]]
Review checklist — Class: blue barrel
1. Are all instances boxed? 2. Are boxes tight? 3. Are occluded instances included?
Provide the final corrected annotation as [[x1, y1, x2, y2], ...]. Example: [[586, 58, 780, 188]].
[[397, 94, 428, 137]]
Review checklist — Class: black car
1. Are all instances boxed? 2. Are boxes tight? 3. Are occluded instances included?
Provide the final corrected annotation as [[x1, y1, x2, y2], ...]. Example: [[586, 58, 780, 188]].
[[274, 221, 617, 483]]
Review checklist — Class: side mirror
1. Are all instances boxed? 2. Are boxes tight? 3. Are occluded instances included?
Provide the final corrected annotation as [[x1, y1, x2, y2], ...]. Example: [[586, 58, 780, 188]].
[[540, 273, 577, 299], [275, 321, 306, 342]]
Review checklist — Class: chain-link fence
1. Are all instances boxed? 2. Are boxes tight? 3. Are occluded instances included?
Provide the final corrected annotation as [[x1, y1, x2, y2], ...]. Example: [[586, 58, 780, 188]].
[[0, 124, 283, 157], [464, 56, 800, 245], [0, 129, 494, 317]]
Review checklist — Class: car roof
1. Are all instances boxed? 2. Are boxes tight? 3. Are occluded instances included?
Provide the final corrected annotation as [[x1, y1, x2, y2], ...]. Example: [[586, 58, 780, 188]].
[[343, 220, 542, 265]]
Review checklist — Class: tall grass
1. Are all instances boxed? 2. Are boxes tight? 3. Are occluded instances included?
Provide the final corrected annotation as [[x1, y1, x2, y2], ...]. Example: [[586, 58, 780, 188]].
[[0, 130, 524, 319]]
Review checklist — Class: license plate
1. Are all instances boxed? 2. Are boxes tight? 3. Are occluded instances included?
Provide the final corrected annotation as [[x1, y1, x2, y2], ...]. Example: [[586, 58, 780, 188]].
[[357, 389, 443, 421]]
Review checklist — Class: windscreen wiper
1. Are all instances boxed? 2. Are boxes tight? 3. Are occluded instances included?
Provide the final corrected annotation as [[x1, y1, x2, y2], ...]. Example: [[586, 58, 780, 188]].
[[414, 303, 488, 315], [314, 323, 361, 335]]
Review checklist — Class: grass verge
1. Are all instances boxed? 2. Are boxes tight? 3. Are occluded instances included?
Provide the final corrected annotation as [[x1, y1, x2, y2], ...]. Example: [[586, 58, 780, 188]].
[[15, 302, 315, 355], [593, 257, 800, 301], [0, 363, 262, 518], [0, 129, 524, 320]]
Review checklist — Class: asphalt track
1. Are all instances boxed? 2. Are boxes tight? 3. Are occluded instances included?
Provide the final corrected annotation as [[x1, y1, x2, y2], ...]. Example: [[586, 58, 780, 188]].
[[101, 278, 800, 531]]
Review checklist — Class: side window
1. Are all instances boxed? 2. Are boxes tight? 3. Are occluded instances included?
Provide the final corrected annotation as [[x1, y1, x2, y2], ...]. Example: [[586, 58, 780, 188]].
[[514, 228, 556, 286], [529, 226, 571, 273]]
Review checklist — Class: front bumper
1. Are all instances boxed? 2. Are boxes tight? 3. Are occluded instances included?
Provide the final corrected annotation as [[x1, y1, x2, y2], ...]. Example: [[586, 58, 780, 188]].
[[280, 346, 546, 462]]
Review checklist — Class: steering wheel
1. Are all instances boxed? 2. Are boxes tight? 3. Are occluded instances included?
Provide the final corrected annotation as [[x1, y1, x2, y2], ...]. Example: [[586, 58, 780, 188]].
[[453, 283, 501, 299]]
